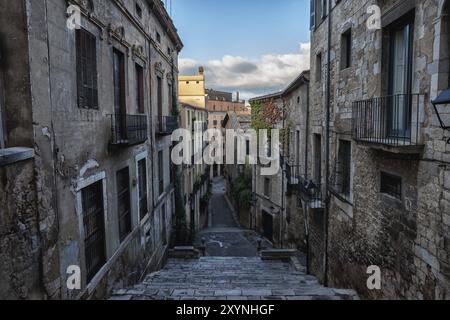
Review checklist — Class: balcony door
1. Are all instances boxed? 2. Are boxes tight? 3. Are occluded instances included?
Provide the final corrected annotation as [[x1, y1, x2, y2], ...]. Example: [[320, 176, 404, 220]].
[[157, 76, 163, 132], [113, 49, 126, 139], [388, 17, 413, 139]]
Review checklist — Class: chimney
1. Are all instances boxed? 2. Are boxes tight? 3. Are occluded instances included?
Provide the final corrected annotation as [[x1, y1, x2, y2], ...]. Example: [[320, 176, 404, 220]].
[[198, 66, 204, 75]]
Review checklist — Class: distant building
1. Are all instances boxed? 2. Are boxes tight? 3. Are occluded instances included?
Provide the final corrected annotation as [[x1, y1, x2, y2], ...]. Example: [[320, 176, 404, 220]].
[[206, 89, 248, 130], [179, 67, 207, 109]]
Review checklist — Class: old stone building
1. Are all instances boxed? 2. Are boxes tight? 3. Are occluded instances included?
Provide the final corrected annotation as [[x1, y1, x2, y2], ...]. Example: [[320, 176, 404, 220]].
[[309, 0, 450, 299], [0, 0, 182, 299], [178, 103, 210, 238], [249, 71, 310, 249]]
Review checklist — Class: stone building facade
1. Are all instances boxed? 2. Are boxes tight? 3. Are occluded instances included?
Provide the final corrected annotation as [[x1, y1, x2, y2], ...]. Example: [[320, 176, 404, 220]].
[[0, 0, 182, 299], [179, 103, 210, 237], [309, 0, 450, 299], [249, 72, 310, 249]]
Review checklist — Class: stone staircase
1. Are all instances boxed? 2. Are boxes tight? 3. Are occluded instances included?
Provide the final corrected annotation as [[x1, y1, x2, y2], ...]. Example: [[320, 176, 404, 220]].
[[111, 257, 358, 300]]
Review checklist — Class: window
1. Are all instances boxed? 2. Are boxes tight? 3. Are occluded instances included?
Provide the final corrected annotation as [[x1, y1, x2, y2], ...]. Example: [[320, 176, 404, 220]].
[[76, 29, 98, 109], [321, 0, 328, 19], [387, 15, 414, 138], [213, 120, 218, 126], [168, 83, 173, 110], [117, 167, 131, 242], [157, 76, 163, 117], [337, 140, 351, 196], [264, 178, 271, 197], [316, 53, 322, 82], [81, 180, 106, 282], [380, 172, 402, 200], [135, 64, 144, 113], [135, 3, 142, 19], [341, 29, 352, 69], [113, 49, 126, 115], [161, 204, 167, 245], [158, 151, 164, 195], [156, 32, 161, 43], [310, 0, 316, 30], [314, 134, 322, 183], [138, 159, 148, 220], [0, 56, 5, 149]]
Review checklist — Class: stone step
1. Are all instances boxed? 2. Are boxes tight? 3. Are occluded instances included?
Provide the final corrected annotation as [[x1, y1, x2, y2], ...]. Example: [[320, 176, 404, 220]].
[[111, 256, 359, 300]]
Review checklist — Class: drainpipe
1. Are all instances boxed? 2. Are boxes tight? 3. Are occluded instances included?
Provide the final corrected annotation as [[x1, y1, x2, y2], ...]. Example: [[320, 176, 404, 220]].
[[148, 41, 156, 209], [323, 0, 332, 287], [280, 97, 286, 248], [304, 79, 311, 274]]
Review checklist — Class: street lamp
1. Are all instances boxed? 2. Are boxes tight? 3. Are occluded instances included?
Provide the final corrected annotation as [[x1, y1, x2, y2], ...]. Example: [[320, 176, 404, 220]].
[[431, 88, 450, 144]]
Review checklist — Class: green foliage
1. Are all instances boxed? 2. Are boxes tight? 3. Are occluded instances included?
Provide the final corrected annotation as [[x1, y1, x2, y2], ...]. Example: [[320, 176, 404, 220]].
[[231, 165, 252, 210], [250, 101, 271, 132]]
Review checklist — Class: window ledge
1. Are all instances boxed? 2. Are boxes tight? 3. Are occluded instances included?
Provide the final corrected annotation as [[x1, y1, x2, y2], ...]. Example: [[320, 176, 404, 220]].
[[0, 147, 34, 167]]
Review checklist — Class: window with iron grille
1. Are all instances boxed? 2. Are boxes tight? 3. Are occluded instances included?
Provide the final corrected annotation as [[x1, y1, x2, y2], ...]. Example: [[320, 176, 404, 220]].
[[76, 29, 98, 109], [81, 180, 106, 283], [380, 172, 402, 200], [138, 159, 148, 220], [336, 140, 352, 196], [117, 167, 132, 242], [158, 151, 164, 195], [135, 64, 144, 113]]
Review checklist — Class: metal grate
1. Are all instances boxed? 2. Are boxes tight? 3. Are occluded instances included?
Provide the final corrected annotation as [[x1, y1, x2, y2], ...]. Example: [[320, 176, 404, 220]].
[[81, 181, 106, 282], [117, 167, 131, 242]]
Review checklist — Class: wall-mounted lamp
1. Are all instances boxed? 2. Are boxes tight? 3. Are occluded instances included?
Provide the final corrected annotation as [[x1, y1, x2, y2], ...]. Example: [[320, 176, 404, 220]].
[[432, 89, 450, 144]]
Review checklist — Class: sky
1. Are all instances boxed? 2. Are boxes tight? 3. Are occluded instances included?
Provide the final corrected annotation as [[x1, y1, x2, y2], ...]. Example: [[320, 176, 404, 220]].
[[170, 0, 311, 101]]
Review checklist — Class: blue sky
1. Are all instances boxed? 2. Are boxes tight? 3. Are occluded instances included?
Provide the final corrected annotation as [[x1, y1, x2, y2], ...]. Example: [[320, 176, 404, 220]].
[[170, 0, 311, 100]]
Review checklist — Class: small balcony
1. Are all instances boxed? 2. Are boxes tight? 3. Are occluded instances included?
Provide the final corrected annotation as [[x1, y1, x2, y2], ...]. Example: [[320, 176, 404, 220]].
[[352, 94, 424, 154], [156, 116, 178, 135], [285, 164, 302, 186], [298, 176, 324, 209], [110, 114, 148, 147]]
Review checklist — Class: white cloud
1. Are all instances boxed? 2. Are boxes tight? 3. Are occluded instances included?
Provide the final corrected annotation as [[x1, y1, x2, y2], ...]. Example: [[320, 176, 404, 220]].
[[179, 42, 310, 101]]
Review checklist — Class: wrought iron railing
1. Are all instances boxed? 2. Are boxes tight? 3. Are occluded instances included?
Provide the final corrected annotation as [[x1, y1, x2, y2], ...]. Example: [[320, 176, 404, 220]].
[[298, 175, 324, 209], [156, 116, 178, 135], [110, 114, 148, 146], [352, 94, 423, 147], [285, 163, 302, 185]]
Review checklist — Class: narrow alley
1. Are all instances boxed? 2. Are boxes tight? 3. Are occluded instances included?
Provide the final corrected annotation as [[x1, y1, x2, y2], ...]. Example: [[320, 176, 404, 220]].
[[111, 177, 358, 301]]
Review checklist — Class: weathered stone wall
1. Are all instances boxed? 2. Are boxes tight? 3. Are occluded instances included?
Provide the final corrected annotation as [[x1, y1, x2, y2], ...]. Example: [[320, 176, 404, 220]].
[[0, 0, 182, 299], [0, 159, 41, 299], [310, 0, 450, 299]]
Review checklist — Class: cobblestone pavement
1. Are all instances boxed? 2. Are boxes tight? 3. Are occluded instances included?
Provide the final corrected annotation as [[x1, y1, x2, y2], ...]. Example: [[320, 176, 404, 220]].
[[193, 177, 272, 257], [111, 257, 358, 300], [111, 177, 359, 300]]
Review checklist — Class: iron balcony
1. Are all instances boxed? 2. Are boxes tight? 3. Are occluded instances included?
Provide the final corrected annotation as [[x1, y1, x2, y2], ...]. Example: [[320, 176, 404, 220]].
[[298, 175, 324, 209], [156, 116, 178, 135], [352, 93, 424, 153], [110, 114, 148, 147]]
